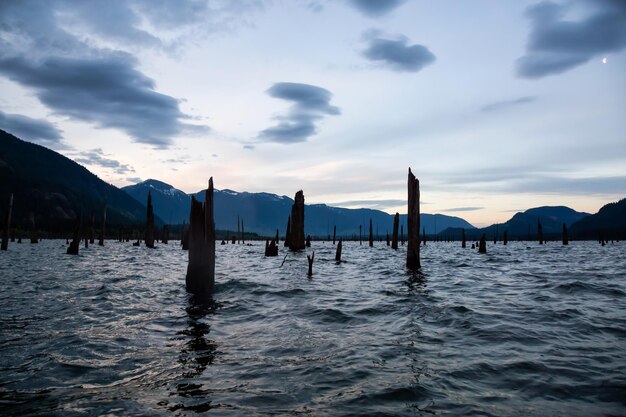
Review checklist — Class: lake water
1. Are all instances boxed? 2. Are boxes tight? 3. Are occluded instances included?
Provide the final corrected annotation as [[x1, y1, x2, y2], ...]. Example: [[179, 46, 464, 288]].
[[1, 240, 625, 416]]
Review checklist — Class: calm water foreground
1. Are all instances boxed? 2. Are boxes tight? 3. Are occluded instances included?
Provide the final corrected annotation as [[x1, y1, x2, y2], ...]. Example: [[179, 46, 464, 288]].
[[0, 240, 625, 416]]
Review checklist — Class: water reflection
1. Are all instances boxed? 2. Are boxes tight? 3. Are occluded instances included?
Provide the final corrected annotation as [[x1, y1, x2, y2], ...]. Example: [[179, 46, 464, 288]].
[[166, 295, 219, 413]]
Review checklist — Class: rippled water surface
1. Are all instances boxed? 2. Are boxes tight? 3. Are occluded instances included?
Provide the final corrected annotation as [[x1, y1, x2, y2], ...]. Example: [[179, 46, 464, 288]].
[[1, 240, 625, 416]]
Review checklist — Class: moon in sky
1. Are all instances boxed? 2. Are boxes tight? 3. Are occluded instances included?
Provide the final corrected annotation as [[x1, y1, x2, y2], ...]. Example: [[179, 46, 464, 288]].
[[602, 57, 608, 64]]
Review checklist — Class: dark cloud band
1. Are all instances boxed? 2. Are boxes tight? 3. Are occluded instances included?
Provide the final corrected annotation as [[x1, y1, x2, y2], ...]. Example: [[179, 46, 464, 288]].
[[0, 111, 64, 148], [362, 34, 436, 72]]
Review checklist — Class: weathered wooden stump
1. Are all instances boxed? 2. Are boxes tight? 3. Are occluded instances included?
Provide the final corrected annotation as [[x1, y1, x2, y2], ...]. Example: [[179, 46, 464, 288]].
[[461, 228, 466, 248], [422, 227, 426, 246], [145, 191, 155, 248], [503, 230, 508, 246], [1, 193, 12, 251], [335, 239, 342, 262], [186, 178, 216, 295], [391, 213, 399, 250], [406, 168, 421, 271], [386, 232, 390, 246], [275, 229, 279, 246], [265, 239, 278, 256], [66, 216, 81, 255], [479, 234, 487, 254], [359, 224, 362, 245], [290, 191, 306, 251], [284, 216, 292, 247], [562, 223, 568, 245], [401, 224, 404, 246], [306, 235, 311, 247], [369, 219, 373, 247], [307, 251, 314, 276], [241, 220, 245, 244], [537, 220, 543, 245]]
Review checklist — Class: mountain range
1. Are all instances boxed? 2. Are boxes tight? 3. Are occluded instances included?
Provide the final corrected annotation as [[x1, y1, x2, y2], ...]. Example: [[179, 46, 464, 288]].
[[0, 129, 153, 232], [122, 179, 475, 237]]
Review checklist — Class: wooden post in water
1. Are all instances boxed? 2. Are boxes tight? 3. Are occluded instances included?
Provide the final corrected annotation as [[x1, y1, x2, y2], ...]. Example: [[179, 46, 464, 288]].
[[67, 215, 81, 255], [422, 226, 426, 246], [503, 230, 508, 245], [241, 220, 245, 244], [307, 251, 314, 276], [29, 213, 38, 244], [335, 239, 342, 262], [145, 191, 155, 248], [538, 220, 543, 245], [369, 219, 373, 247], [406, 168, 421, 271], [99, 205, 106, 246], [265, 239, 278, 256], [391, 213, 399, 250], [562, 223, 568, 245], [461, 228, 466, 248], [1, 193, 12, 251], [333, 225, 336, 245], [290, 191, 305, 251], [284, 216, 292, 248], [479, 234, 487, 254], [186, 178, 216, 295]]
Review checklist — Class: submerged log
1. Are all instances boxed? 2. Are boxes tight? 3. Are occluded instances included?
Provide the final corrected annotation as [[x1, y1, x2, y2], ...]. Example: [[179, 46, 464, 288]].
[[186, 178, 216, 295], [479, 234, 487, 254], [391, 213, 399, 250], [290, 191, 306, 251], [67, 216, 81, 255], [1, 193, 13, 251], [335, 239, 342, 262], [537, 220, 543, 245], [369, 219, 373, 247], [406, 168, 421, 271], [562, 223, 568, 245], [307, 251, 315, 276], [145, 191, 155, 248], [503, 230, 508, 246], [461, 228, 466, 248], [333, 225, 336, 245]]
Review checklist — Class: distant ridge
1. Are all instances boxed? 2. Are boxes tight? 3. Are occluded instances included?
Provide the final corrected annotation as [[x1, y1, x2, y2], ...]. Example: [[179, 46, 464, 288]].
[[569, 198, 626, 239], [0, 129, 153, 230], [124, 179, 475, 236], [441, 206, 591, 240]]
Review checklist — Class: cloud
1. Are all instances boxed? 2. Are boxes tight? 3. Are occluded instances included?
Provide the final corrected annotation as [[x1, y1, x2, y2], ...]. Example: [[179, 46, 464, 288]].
[[258, 82, 340, 144], [516, 0, 626, 78], [332, 199, 406, 210], [362, 32, 436, 72], [74, 148, 135, 175], [481, 96, 537, 112], [0, 110, 65, 148], [126, 177, 143, 184], [441, 207, 484, 212], [349, 0, 407, 17], [0, 55, 208, 148], [0, 0, 211, 149]]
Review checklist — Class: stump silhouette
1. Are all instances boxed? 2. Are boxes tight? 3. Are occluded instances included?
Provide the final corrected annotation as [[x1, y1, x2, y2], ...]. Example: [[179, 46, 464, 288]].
[[562, 223, 568, 245], [162, 225, 170, 244], [335, 239, 342, 262], [98, 205, 106, 246], [290, 191, 305, 251], [461, 228, 466, 248], [391, 213, 399, 250], [503, 230, 508, 246], [241, 220, 245, 244], [369, 219, 373, 247], [406, 168, 421, 270], [538, 220, 543, 245], [423, 227, 426, 246], [145, 191, 155, 248], [284, 216, 292, 248], [479, 234, 487, 254], [306, 235, 311, 247], [307, 251, 314, 276], [333, 225, 336, 245], [265, 239, 278, 256], [1, 193, 12, 251], [67, 216, 81, 255], [186, 178, 215, 295]]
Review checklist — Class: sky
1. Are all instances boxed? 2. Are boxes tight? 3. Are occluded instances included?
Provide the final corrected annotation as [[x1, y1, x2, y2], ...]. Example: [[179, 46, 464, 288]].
[[0, 0, 625, 227]]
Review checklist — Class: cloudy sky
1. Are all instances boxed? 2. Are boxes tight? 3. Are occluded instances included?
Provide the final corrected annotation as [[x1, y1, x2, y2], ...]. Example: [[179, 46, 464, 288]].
[[0, 0, 624, 226]]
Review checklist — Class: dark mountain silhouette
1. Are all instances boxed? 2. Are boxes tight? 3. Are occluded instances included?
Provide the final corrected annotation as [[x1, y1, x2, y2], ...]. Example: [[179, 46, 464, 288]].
[[0, 129, 155, 232], [569, 199, 626, 239], [124, 179, 475, 237], [441, 206, 590, 241]]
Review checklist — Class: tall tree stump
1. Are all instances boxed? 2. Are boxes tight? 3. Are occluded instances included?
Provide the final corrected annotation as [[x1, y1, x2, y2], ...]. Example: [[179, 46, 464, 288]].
[[186, 178, 216, 295], [406, 168, 421, 270]]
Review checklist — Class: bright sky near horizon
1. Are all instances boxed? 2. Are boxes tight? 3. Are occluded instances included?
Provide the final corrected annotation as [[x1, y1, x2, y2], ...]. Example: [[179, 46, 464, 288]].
[[0, 0, 624, 227]]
